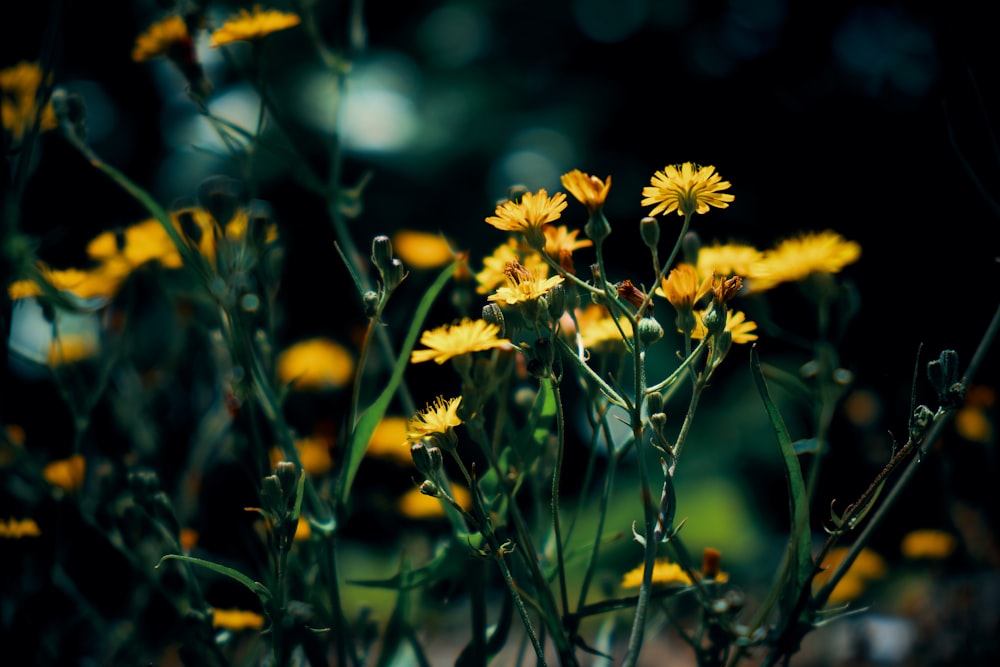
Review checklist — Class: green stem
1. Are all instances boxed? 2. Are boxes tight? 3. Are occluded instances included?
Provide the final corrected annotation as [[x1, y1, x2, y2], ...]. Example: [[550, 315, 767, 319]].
[[549, 377, 571, 618]]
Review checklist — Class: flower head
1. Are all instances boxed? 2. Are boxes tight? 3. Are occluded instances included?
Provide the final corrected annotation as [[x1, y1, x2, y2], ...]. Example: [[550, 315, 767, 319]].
[[212, 608, 265, 631], [813, 546, 887, 606], [543, 224, 592, 273], [406, 396, 463, 444], [398, 482, 471, 519], [1, 61, 58, 141], [485, 189, 568, 247], [560, 169, 611, 214], [567, 304, 631, 351], [488, 262, 564, 306], [697, 241, 765, 282], [277, 337, 355, 390], [132, 15, 193, 62], [900, 529, 958, 560], [750, 231, 860, 286], [0, 518, 41, 539], [392, 230, 456, 270], [7, 262, 128, 301], [656, 263, 712, 311], [43, 454, 86, 492], [410, 318, 510, 365], [475, 238, 547, 295], [210, 5, 301, 47], [641, 162, 734, 217], [365, 416, 412, 465], [690, 308, 758, 344], [621, 558, 692, 588]]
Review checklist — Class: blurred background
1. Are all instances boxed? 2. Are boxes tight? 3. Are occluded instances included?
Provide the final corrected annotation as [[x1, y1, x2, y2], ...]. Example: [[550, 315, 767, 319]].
[[2, 0, 999, 664]]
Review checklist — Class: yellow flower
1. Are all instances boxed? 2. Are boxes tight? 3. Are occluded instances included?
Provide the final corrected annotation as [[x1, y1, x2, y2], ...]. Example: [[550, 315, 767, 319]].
[[656, 263, 713, 311], [48, 334, 98, 366], [87, 218, 183, 269], [365, 416, 412, 465], [180, 528, 199, 552], [294, 515, 311, 541], [697, 241, 766, 286], [568, 304, 631, 351], [397, 483, 472, 519], [750, 231, 861, 286], [900, 529, 958, 560], [43, 454, 86, 492], [211, 608, 266, 631], [488, 261, 564, 306], [485, 189, 568, 246], [475, 238, 547, 295], [410, 318, 510, 365], [210, 5, 302, 47], [277, 338, 355, 390], [406, 397, 463, 444], [132, 15, 192, 62], [560, 169, 612, 213], [0, 61, 58, 141], [813, 546, 887, 606], [7, 262, 128, 302], [271, 435, 334, 477], [0, 517, 41, 538], [392, 230, 456, 270], [621, 558, 693, 589], [690, 308, 758, 344], [543, 224, 592, 273], [641, 162, 734, 217]]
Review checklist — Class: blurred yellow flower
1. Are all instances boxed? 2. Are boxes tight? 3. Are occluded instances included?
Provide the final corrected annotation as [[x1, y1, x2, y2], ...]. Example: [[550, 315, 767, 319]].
[[392, 230, 456, 269], [488, 262, 564, 306], [366, 416, 412, 465], [87, 218, 183, 269], [410, 318, 510, 365], [48, 334, 99, 366], [475, 238, 547, 295], [954, 385, 995, 443], [0, 61, 58, 141], [696, 241, 771, 292], [397, 483, 472, 519], [43, 454, 86, 492], [621, 558, 692, 588], [543, 224, 592, 272], [900, 529, 958, 560], [294, 515, 311, 541], [210, 5, 301, 47], [750, 231, 860, 286], [406, 397, 462, 445], [277, 338, 355, 390], [568, 304, 631, 351], [0, 517, 41, 538], [8, 262, 129, 301], [211, 608, 265, 631], [179, 528, 199, 552], [560, 169, 611, 213], [485, 189, 567, 246], [656, 263, 712, 311], [641, 162, 734, 217], [690, 308, 758, 344], [271, 436, 334, 477], [132, 15, 192, 62], [813, 546, 887, 605]]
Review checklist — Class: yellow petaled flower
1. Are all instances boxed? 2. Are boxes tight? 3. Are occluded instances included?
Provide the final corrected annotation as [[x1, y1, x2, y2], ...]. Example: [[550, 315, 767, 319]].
[[410, 318, 510, 365], [7, 262, 128, 301], [179, 528, 199, 552], [294, 515, 311, 541], [392, 230, 456, 270], [0, 517, 41, 538], [560, 169, 612, 213], [656, 263, 713, 311], [900, 529, 958, 560], [366, 416, 412, 465], [543, 224, 592, 273], [88, 218, 183, 269], [0, 61, 58, 141], [269, 436, 334, 477], [43, 454, 86, 492], [488, 262, 564, 306], [621, 558, 693, 588], [277, 338, 355, 390], [813, 546, 887, 605], [750, 231, 861, 286], [406, 397, 463, 444], [48, 334, 99, 366], [211, 608, 266, 631], [568, 304, 631, 351], [132, 15, 192, 62], [641, 162, 734, 217], [485, 189, 568, 245], [475, 238, 547, 295], [210, 5, 302, 47], [696, 241, 769, 289], [397, 483, 472, 519], [690, 308, 759, 344]]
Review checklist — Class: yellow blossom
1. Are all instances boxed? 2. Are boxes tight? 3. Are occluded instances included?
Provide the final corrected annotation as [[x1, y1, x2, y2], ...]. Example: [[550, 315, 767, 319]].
[[567, 304, 631, 351], [0, 61, 58, 141], [406, 397, 462, 444], [690, 308, 758, 344], [0, 517, 41, 538], [294, 515, 311, 541], [392, 230, 456, 269], [277, 338, 355, 390], [397, 483, 472, 519], [543, 224, 592, 273], [475, 237, 547, 295], [485, 189, 568, 246], [210, 5, 301, 47], [179, 528, 199, 552], [43, 454, 86, 492], [750, 231, 860, 286], [560, 169, 612, 213], [271, 436, 334, 477], [132, 15, 192, 62], [656, 263, 712, 311], [48, 334, 99, 366], [641, 162, 734, 217], [813, 546, 887, 605], [7, 262, 129, 301], [621, 558, 692, 588], [365, 416, 412, 465], [488, 262, 564, 306], [87, 218, 183, 269], [410, 318, 510, 365], [211, 608, 266, 631], [900, 529, 958, 560]]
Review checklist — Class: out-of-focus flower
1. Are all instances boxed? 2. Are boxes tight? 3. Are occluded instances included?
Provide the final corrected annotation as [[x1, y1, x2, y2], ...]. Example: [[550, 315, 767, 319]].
[[406, 397, 462, 445], [954, 385, 995, 443], [690, 308, 758, 344], [211, 608, 265, 631], [621, 558, 693, 588], [560, 169, 611, 214], [132, 15, 193, 62], [641, 162, 734, 217], [277, 338, 354, 390], [0, 61, 58, 141], [901, 529, 958, 560], [487, 261, 564, 306], [750, 231, 860, 286], [43, 454, 86, 492], [210, 5, 301, 47], [0, 517, 41, 538], [270, 435, 333, 477], [696, 241, 770, 291], [475, 238, 547, 295], [397, 483, 471, 519], [410, 318, 510, 365], [486, 189, 567, 247], [48, 334, 98, 366], [8, 262, 129, 301], [366, 416, 412, 465], [542, 224, 592, 273], [813, 546, 887, 605], [179, 528, 199, 552], [392, 230, 456, 270], [567, 304, 631, 351], [294, 515, 311, 541]]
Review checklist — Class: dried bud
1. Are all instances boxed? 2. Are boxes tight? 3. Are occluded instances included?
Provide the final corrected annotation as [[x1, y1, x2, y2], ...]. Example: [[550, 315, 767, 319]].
[[617, 279, 646, 312]]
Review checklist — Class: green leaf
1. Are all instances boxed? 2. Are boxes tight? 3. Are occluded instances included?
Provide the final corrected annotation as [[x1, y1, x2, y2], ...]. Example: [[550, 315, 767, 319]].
[[511, 377, 557, 469], [375, 556, 412, 667], [338, 259, 460, 508], [156, 554, 272, 606]]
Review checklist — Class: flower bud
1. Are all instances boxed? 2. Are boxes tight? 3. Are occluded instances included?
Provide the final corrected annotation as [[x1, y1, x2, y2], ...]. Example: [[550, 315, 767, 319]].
[[646, 391, 664, 415], [701, 303, 727, 338], [197, 175, 244, 226], [637, 316, 664, 345], [640, 216, 659, 250], [371, 235, 394, 274], [584, 211, 612, 243], [362, 290, 380, 317], [482, 303, 506, 337], [546, 283, 566, 320]]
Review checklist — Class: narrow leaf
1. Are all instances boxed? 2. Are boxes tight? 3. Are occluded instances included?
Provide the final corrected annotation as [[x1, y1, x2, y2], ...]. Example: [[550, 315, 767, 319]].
[[156, 554, 272, 605]]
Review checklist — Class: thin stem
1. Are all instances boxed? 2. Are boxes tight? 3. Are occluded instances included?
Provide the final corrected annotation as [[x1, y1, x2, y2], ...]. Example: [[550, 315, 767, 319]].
[[549, 377, 571, 617]]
